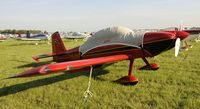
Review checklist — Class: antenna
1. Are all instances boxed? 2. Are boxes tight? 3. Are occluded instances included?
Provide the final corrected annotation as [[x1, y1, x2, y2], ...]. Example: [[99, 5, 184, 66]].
[[179, 20, 183, 30]]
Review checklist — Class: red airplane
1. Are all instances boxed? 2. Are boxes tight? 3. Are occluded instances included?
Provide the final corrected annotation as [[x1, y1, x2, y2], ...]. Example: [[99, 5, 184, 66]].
[[181, 29, 200, 49], [163, 28, 200, 50], [3, 26, 189, 85], [0, 37, 7, 41]]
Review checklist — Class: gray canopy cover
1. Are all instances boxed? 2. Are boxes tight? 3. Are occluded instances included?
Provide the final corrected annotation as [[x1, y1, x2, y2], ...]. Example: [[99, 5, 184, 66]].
[[80, 26, 145, 55]]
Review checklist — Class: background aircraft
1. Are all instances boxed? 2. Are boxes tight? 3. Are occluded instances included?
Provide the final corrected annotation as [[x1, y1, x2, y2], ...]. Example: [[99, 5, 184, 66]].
[[17, 34, 50, 41], [0, 34, 7, 41], [63, 32, 91, 40], [0, 37, 7, 42], [16, 32, 51, 45]]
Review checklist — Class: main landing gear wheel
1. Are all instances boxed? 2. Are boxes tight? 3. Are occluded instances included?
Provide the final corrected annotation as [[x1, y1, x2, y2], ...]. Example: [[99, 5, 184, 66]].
[[115, 75, 138, 85], [139, 63, 160, 70], [181, 46, 189, 51], [114, 59, 138, 85]]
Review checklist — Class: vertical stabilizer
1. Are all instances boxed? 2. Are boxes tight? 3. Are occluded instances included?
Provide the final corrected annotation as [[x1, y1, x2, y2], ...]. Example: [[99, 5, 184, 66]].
[[52, 32, 67, 62], [52, 32, 67, 54]]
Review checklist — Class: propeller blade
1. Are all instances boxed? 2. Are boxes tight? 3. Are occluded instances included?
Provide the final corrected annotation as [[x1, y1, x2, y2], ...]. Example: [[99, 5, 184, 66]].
[[175, 38, 181, 57]]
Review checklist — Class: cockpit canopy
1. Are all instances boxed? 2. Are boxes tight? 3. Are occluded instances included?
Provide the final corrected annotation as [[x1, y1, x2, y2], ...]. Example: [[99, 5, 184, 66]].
[[80, 26, 145, 55]]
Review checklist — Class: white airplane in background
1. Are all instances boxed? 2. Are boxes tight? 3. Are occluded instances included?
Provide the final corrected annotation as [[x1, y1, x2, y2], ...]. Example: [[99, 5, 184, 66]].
[[16, 33, 51, 45], [17, 34, 50, 40], [64, 32, 91, 40]]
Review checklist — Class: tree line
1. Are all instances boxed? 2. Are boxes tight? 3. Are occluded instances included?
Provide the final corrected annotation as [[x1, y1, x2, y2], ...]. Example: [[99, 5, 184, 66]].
[[0, 29, 43, 34]]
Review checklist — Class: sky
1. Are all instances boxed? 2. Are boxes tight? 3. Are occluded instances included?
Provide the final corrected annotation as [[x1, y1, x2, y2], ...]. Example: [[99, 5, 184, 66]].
[[0, 0, 200, 32]]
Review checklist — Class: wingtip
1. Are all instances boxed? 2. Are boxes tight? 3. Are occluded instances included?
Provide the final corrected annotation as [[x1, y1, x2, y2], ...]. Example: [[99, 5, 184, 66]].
[[0, 76, 16, 81], [32, 56, 40, 62]]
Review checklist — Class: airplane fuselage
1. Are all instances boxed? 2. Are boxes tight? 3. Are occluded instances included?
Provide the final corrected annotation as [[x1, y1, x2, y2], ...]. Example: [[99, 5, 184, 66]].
[[53, 32, 182, 62]]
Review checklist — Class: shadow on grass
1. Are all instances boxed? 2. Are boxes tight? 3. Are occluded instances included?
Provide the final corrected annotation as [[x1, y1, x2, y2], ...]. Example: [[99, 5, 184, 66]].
[[9, 43, 36, 46], [0, 66, 110, 97], [9, 41, 49, 46], [16, 60, 53, 68]]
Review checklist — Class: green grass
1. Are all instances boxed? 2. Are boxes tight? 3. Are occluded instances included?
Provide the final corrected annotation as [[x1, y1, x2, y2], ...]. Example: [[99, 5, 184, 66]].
[[0, 39, 200, 109]]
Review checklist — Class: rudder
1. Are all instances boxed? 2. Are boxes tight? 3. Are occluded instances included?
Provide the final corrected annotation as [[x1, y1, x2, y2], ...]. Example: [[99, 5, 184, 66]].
[[52, 32, 67, 62], [52, 32, 67, 54]]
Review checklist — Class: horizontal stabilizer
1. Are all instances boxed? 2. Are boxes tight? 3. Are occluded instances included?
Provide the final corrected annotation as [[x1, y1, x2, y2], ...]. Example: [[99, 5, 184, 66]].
[[32, 53, 54, 62]]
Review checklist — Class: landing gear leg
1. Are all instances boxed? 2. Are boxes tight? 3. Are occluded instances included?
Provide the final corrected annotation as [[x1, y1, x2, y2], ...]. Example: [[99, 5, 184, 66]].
[[139, 57, 160, 70], [181, 41, 192, 51], [115, 59, 138, 85]]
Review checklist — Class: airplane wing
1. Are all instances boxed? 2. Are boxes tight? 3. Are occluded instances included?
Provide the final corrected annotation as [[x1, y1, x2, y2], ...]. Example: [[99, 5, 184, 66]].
[[183, 30, 200, 34], [13, 55, 130, 78], [40, 55, 129, 73]]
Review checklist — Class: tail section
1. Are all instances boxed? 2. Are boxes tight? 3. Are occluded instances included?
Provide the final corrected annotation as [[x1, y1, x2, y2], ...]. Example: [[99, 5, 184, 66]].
[[52, 32, 67, 62], [32, 32, 67, 62], [52, 32, 67, 54]]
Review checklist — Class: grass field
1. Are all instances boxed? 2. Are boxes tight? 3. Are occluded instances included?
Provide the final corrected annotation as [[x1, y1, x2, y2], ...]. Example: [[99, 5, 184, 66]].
[[0, 39, 200, 109]]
